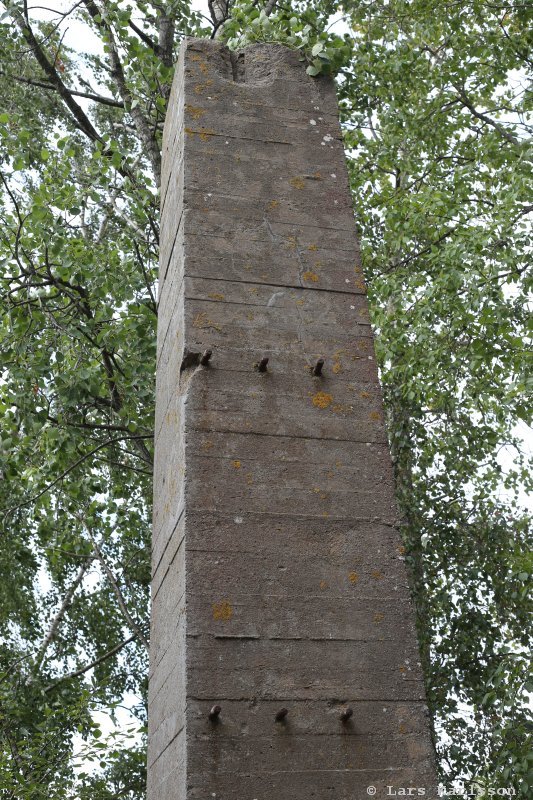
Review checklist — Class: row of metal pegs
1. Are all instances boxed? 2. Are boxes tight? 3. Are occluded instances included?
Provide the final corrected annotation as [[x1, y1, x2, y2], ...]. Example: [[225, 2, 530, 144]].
[[207, 704, 353, 723], [194, 350, 326, 376]]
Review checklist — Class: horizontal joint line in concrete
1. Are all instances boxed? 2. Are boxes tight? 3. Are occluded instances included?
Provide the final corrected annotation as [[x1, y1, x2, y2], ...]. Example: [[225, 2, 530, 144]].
[[189, 732, 427, 741], [186, 506, 396, 524], [185, 274, 368, 300], [188, 453, 387, 469], [186, 222, 357, 242], [186, 131, 296, 146], [189, 767, 409, 776], [188, 594, 408, 602], [188, 696, 429, 704], [208, 636, 410, 643], [188, 427, 386, 447]]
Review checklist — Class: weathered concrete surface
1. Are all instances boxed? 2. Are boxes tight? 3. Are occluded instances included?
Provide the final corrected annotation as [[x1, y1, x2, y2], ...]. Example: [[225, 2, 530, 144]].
[[148, 38, 438, 800]]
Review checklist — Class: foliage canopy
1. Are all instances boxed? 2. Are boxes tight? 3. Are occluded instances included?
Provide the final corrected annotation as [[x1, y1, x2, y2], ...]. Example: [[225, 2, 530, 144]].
[[0, 1, 531, 797]]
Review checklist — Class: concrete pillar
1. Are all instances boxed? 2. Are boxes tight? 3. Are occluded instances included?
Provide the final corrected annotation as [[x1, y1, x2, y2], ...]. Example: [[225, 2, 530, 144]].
[[149, 38, 438, 800]]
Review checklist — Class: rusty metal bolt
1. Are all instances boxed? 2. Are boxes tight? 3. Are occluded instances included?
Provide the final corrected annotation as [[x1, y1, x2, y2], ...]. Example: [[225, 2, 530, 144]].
[[255, 357, 269, 373], [200, 349, 212, 366], [208, 704, 221, 721], [312, 358, 324, 377], [275, 708, 288, 722], [340, 707, 353, 723]]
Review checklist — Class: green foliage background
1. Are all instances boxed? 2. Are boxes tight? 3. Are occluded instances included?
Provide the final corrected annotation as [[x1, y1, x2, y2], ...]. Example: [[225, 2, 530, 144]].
[[0, 1, 531, 797]]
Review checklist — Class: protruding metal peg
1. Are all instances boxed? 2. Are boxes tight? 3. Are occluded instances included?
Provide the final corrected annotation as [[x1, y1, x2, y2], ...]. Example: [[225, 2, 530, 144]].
[[200, 349, 212, 366], [275, 708, 288, 722], [255, 357, 269, 373], [312, 358, 325, 377], [340, 707, 353, 723], [208, 705, 221, 721]]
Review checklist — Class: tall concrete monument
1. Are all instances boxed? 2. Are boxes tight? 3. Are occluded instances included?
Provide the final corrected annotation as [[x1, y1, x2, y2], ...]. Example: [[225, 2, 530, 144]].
[[149, 38, 438, 799]]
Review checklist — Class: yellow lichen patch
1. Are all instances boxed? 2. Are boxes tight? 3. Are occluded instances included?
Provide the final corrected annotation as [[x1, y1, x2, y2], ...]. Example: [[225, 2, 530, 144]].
[[319, 580, 328, 590], [332, 403, 347, 414], [285, 236, 297, 250], [184, 126, 195, 137], [193, 79, 213, 94], [208, 292, 225, 301], [289, 176, 305, 190], [348, 572, 359, 584], [398, 545, 406, 555], [373, 612, 385, 624], [185, 104, 205, 119], [312, 391, 333, 409], [399, 723, 408, 734], [193, 311, 207, 327], [370, 411, 382, 421], [355, 279, 367, 293], [268, 199, 279, 209], [191, 53, 209, 74], [314, 171, 322, 179], [399, 665, 407, 674], [302, 271, 319, 283], [232, 460, 242, 469], [246, 312, 255, 320], [359, 390, 371, 399], [308, 243, 318, 251], [201, 440, 213, 451], [332, 362, 342, 374], [212, 601, 233, 621], [371, 570, 384, 580], [248, 286, 258, 294], [295, 299, 305, 307], [246, 474, 253, 485], [192, 312, 222, 331], [199, 128, 216, 141]]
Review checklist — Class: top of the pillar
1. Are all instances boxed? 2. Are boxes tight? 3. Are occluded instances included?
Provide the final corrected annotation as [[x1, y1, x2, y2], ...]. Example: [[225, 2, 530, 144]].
[[181, 36, 326, 85]]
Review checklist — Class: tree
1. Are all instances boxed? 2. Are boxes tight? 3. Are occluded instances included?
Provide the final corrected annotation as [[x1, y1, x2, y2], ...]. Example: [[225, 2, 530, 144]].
[[0, 1, 531, 796]]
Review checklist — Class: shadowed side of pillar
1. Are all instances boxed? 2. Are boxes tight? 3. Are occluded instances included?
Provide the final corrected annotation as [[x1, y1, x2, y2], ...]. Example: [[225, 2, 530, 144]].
[[149, 37, 439, 800]]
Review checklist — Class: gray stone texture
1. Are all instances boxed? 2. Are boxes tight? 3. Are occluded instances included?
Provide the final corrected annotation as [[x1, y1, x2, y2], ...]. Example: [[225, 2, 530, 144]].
[[149, 38, 438, 799]]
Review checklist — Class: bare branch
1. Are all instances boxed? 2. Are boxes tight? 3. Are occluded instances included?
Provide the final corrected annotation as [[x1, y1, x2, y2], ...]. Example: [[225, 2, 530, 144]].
[[0, 70, 124, 108], [454, 84, 520, 145], [12, 9, 102, 143], [34, 558, 94, 668], [83, 0, 162, 184], [128, 18, 158, 52], [85, 531, 149, 650], [44, 634, 138, 691]]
